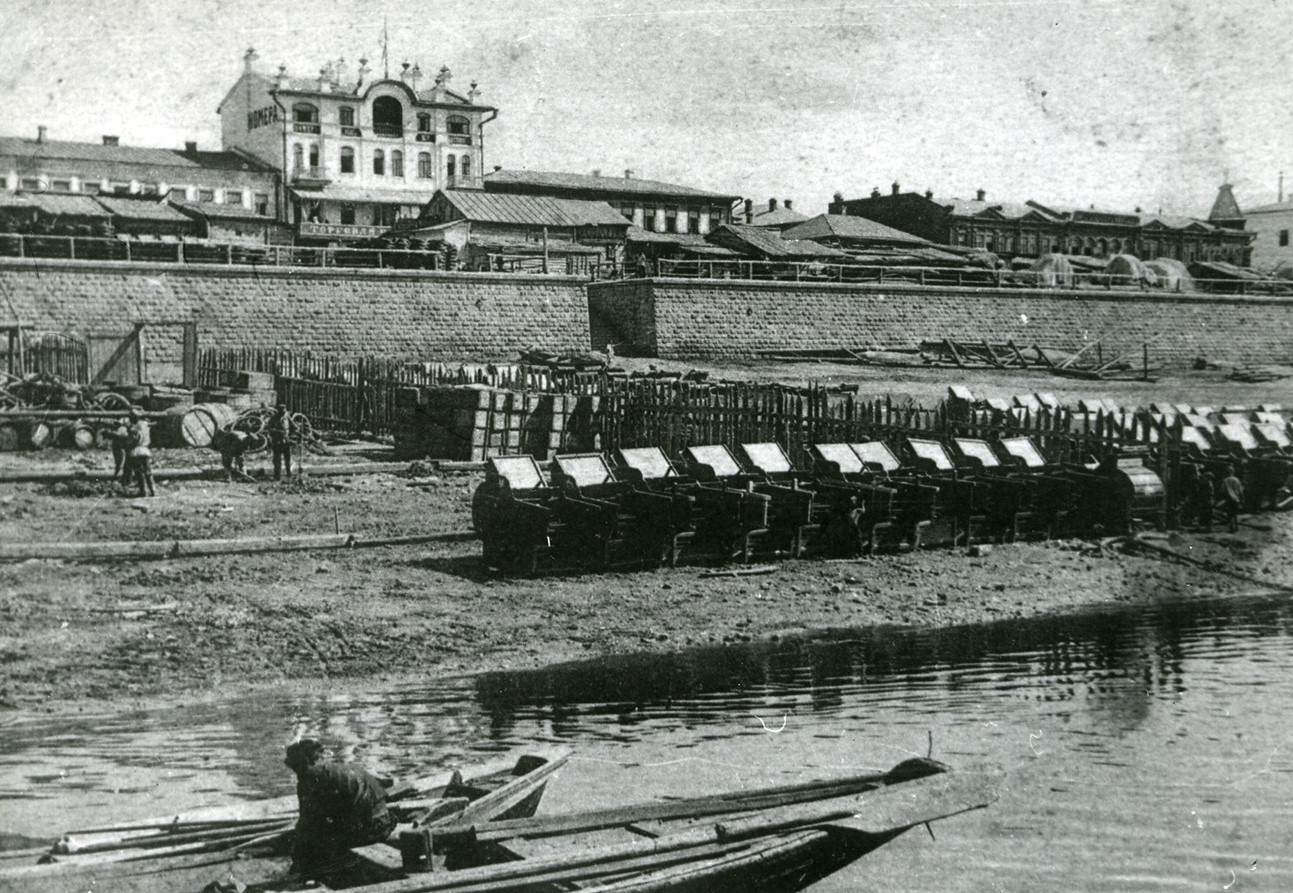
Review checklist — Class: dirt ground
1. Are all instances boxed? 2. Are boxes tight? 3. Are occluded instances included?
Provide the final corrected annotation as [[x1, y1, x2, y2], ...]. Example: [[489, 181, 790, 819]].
[[1, 364, 1289, 716]]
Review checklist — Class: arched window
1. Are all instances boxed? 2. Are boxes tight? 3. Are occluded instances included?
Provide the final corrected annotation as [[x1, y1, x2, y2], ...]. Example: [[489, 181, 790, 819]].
[[460, 155, 471, 179], [293, 103, 320, 134], [447, 115, 471, 144], [372, 97, 403, 137], [340, 146, 355, 174], [417, 152, 432, 178], [446, 155, 456, 181], [292, 144, 304, 171], [417, 113, 432, 133], [373, 149, 385, 176], [391, 150, 404, 178], [308, 144, 319, 172]]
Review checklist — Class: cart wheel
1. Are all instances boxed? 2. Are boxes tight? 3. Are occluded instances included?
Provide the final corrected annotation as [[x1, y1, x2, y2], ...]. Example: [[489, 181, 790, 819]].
[[95, 392, 131, 412]]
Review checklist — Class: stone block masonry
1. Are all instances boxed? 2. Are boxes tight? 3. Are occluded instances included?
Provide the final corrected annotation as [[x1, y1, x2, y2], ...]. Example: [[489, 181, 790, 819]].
[[588, 278, 1293, 369], [0, 259, 591, 384]]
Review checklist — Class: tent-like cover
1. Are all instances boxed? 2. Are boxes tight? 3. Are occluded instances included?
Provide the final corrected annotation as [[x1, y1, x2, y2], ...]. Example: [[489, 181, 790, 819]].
[[1144, 258, 1194, 291], [1106, 254, 1158, 287], [1025, 253, 1075, 288]]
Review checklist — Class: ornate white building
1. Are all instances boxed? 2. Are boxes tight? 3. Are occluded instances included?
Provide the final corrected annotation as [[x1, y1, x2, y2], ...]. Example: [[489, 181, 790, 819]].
[[218, 49, 495, 242]]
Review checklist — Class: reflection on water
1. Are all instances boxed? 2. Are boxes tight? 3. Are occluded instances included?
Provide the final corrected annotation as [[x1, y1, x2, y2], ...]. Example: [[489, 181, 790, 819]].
[[2, 593, 1292, 891]]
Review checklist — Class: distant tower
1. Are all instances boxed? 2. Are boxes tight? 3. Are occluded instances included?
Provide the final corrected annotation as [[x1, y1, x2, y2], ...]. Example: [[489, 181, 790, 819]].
[[1208, 182, 1245, 230]]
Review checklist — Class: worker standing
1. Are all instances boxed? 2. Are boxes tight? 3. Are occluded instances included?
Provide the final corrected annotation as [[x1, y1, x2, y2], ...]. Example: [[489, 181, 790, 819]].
[[105, 416, 132, 487], [126, 407, 156, 498], [211, 428, 254, 482], [270, 403, 294, 481], [284, 739, 395, 876], [1221, 465, 1245, 534]]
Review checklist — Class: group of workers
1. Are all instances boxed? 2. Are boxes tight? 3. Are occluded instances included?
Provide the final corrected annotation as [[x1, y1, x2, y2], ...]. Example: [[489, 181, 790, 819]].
[[1189, 464, 1247, 533], [104, 403, 296, 496], [104, 407, 156, 497]]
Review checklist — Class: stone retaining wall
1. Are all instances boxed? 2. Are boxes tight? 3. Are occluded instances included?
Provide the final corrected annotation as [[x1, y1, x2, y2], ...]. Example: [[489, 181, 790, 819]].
[[588, 277, 1293, 368], [0, 259, 590, 383]]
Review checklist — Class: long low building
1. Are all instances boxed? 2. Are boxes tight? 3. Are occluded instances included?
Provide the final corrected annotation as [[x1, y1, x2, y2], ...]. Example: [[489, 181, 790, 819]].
[[830, 184, 1252, 266]]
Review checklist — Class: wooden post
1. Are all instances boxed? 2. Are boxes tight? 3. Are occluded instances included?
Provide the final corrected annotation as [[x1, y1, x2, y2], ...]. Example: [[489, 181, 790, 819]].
[[123, 241, 131, 262], [226, 243, 233, 265], [181, 321, 198, 389], [68, 236, 75, 260], [542, 227, 549, 274]]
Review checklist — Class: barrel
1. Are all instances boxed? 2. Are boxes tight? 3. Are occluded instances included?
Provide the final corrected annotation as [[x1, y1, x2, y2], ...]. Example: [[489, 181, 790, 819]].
[[27, 421, 54, 451], [0, 423, 18, 452], [178, 403, 241, 447], [62, 422, 98, 450]]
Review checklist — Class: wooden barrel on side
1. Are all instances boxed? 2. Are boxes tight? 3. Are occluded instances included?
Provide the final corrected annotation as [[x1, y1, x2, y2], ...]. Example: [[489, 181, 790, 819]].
[[27, 421, 54, 451], [178, 403, 241, 447], [62, 422, 98, 450]]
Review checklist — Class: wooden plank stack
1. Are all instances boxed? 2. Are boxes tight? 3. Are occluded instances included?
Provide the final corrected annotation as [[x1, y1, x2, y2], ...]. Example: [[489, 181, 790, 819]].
[[393, 387, 599, 462]]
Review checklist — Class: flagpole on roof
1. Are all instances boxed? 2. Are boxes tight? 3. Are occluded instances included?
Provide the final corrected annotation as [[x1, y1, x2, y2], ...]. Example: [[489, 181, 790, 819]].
[[382, 17, 390, 79]]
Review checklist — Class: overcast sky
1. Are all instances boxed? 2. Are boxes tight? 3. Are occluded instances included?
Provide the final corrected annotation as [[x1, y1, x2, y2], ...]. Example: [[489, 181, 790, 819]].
[[2, 0, 1288, 217]]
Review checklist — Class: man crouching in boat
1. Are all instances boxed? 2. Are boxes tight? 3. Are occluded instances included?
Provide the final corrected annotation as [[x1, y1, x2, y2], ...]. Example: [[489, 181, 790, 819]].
[[285, 739, 396, 876]]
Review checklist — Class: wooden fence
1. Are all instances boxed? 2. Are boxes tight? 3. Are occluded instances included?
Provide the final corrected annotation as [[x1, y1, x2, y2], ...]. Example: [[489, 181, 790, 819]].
[[198, 348, 608, 435], [197, 349, 1188, 486], [597, 379, 1159, 470], [8, 331, 90, 383]]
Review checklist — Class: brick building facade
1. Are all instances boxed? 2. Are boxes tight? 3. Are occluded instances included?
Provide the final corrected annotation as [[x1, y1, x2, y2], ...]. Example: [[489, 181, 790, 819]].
[[829, 185, 1252, 266]]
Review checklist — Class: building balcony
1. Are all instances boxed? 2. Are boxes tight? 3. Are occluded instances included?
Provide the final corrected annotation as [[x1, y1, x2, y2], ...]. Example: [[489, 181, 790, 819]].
[[341, 126, 362, 137], [291, 168, 330, 187], [448, 134, 472, 146], [415, 132, 435, 143], [293, 122, 321, 134], [372, 124, 403, 139]]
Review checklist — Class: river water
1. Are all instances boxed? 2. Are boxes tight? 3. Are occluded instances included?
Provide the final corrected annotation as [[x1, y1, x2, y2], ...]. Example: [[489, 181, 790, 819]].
[[2, 590, 1292, 891]]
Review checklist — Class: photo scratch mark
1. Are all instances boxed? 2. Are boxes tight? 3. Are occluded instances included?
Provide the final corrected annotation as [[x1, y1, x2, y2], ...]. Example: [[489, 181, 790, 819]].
[[752, 713, 788, 733]]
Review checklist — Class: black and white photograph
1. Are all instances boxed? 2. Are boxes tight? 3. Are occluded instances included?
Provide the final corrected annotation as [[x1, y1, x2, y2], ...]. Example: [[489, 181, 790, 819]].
[[1, 1, 1291, 890]]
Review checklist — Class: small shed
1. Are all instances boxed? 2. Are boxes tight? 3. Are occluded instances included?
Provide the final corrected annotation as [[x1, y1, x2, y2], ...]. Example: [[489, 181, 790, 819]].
[[94, 196, 196, 237], [170, 201, 287, 244]]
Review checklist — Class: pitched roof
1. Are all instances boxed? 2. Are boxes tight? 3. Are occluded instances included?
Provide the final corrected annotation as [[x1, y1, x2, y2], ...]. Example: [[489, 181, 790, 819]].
[[1208, 184, 1243, 221], [1245, 199, 1293, 215], [706, 224, 850, 259], [782, 214, 930, 245], [24, 193, 112, 217], [170, 200, 274, 221], [438, 191, 631, 228], [939, 197, 1060, 221], [94, 196, 192, 221], [0, 136, 276, 174], [485, 169, 739, 201], [748, 206, 809, 227]]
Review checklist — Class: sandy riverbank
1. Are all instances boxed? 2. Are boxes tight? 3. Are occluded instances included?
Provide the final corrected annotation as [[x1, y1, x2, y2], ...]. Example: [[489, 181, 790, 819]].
[[1, 445, 1290, 716]]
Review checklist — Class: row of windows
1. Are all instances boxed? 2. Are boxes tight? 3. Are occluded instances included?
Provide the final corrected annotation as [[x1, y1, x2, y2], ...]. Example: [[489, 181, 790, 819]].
[[4, 176, 261, 208], [292, 101, 471, 141], [293, 144, 472, 180]]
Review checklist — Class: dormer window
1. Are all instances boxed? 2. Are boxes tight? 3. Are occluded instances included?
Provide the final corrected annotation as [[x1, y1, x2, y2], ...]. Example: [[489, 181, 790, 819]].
[[447, 115, 471, 145], [293, 103, 320, 134], [372, 96, 403, 138]]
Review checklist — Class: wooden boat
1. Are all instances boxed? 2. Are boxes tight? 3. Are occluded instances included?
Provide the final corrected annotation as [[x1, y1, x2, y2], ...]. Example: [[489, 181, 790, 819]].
[[3, 751, 1000, 893], [0, 748, 570, 893]]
